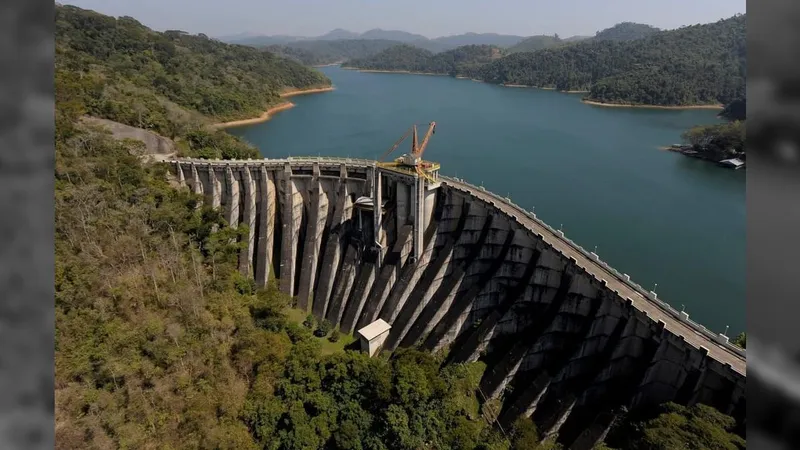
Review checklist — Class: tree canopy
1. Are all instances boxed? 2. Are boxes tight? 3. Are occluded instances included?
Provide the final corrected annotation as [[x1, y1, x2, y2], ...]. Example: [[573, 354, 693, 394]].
[[681, 120, 745, 160], [507, 35, 565, 54], [344, 16, 744, 107], [344, 44, 504, 78], [480, 15, 745, 106], [55, 4, 330, 126], [607, 403, 746, 450], [266, 39, 404, 66], [593, 22, 661, 42]]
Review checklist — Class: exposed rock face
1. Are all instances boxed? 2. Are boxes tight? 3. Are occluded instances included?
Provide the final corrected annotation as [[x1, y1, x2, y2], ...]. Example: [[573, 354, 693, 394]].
[[80, 116, 177, 161]]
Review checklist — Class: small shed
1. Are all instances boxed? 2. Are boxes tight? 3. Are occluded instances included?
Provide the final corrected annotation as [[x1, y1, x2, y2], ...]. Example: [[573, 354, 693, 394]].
[[719, 158, 745, 170], [356, 319, 392, 357]]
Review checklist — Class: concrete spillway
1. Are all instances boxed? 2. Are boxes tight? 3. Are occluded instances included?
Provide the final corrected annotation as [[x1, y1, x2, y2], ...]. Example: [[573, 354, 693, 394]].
[[172, 157, 746, 449]]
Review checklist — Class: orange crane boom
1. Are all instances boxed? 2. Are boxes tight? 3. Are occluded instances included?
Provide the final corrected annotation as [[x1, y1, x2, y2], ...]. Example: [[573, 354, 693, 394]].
[[379, 121, 436, 163], [412, 121, 436, 159]]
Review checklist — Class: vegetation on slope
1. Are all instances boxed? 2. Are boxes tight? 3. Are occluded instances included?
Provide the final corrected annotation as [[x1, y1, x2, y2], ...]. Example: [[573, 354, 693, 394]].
[[507, 35, 565, 54], [479, 15, 745, 106], [266, 39, 402, 66], [55, 4, 330, 128], [506, 21, 659, 54], [681, 120, 745, 158], [51, 127, 550, 448], [431, 33, 526, 50], [606, 403, 745, 450], [344, 44, 503, 77], [592, 22, 661, 41], [676, 97, 746, 162]]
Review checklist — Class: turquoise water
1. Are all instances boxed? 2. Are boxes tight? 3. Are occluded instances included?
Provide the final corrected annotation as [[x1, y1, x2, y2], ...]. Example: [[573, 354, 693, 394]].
[[230, 67, 746, 335]]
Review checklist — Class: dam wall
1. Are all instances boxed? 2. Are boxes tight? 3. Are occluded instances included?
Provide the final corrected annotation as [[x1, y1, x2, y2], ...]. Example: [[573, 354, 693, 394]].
[[172, 157, 746, 449]]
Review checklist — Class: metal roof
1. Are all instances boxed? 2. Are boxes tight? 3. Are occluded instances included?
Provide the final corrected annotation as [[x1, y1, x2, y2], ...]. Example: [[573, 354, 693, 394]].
[[357, 319, 391, 340]]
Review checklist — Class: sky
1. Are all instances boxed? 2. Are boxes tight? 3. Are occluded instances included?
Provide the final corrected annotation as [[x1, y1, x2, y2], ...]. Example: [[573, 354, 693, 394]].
[[64, 0, 746, 39]]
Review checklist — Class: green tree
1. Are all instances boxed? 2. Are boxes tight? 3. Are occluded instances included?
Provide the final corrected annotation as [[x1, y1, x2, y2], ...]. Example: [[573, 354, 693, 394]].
[[732, 332, 746, 349], [621, 403, 745, 450]]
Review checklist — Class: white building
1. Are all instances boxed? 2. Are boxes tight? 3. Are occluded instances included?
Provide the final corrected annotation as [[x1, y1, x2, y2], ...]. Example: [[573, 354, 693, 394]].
[[356, 319, 391, 357]]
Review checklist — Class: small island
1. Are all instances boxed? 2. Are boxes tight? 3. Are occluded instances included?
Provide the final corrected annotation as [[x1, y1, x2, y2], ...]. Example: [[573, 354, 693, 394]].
[[666, 99, 746, 169]]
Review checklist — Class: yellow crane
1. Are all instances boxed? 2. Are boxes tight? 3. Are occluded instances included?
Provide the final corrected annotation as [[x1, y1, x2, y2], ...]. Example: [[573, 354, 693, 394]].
[[378, 122, 440, 182]]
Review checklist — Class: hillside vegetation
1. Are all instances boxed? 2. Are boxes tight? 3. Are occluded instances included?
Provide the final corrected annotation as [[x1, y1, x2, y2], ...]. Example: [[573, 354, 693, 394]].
[[266, 39, 402, 66], [344, 44, 504, 78], [593, 22, 661, 41], [342, 16, 744, 107], [507, 35, 565, 54], [55, 4, 329, 140], [480, 15, 745, 106]]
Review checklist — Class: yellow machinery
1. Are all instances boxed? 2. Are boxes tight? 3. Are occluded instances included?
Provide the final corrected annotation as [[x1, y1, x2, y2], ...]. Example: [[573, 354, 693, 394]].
[[378, 122, 440, 183]]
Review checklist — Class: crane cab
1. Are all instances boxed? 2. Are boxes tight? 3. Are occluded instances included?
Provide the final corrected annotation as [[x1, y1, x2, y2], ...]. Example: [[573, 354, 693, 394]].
[[398, 153, 421, 167]]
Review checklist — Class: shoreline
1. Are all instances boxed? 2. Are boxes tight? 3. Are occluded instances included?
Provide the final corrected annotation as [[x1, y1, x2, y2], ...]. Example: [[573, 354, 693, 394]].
[[212, 102, 296, 130], [341, 69, 724, 109], [501, 83, 555, 90], [342, 67, 449, 77], [280, 86, 336, 98], [211, 86, 335, 130], [500, 83, 588, 94], [582, 99, 724, 110]]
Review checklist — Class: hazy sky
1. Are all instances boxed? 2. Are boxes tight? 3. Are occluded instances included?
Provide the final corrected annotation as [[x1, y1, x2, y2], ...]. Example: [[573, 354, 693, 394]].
[[65, 0, 745, 38]]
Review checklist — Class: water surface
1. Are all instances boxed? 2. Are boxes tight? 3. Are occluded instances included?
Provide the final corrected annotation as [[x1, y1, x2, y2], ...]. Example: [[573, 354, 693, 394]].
[[230, 67, 745, 335]]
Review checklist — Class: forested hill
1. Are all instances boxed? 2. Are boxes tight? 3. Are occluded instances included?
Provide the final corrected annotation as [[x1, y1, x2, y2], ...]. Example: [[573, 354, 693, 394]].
[[479, 14, 746, 106], [593, 22, 661, 41], [265, 39, 401, 66], [55, 4, 330, 129], [343, 44, 503, 77], [507, 35, 566, 53]]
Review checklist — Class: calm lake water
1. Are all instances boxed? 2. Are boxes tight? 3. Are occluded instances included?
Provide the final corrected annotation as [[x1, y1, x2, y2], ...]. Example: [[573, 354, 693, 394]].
[[230, 66, 745, 335]]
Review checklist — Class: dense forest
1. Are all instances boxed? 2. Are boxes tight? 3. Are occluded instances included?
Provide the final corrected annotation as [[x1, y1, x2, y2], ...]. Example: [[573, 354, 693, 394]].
[[344, 44, 504, 78], [233, 22, 661, 67], [229, 30, 528, 54], [505, 22, 657, 54], [55, 4, 329, 130], [345, 16, 745, 107], [592, 22, 661, 41], [265, 39, 403, 66], [506, 35, 565, 54], [54, 5, 746, 449], [481, 15, 745, 105], [679, 95, 746, 161]]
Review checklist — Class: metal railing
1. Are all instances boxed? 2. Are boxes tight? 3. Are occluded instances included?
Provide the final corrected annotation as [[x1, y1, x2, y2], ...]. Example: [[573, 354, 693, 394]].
[[170, 155, 378, 168], [439, 175, 746, 363]]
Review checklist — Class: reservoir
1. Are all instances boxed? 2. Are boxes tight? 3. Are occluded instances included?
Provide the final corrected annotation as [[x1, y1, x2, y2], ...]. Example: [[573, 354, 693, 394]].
[[229, 66, 745, 335]]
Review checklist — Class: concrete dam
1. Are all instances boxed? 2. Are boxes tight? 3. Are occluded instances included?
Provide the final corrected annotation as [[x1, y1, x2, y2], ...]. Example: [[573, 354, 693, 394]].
[[171, 156, 745, 449]]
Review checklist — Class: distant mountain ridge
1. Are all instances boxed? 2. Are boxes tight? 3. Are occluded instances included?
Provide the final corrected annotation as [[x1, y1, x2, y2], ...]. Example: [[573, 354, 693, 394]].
[[507, 23, 661, 54], [343, 44, 504, 78], [266, 39, 403, 66], [223, 29, 530, 51], [343, 15, 745, 107], [221, 23, 655, 50], [225, 22, 671, 66], [592, 22, 661, 41]]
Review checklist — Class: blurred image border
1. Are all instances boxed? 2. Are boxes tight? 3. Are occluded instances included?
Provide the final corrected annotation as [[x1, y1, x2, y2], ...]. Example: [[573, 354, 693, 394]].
[[0, 0, 56, 449], [747, 0, 800, 447]]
